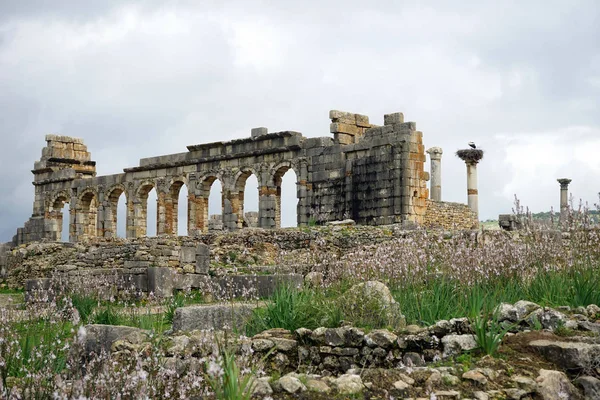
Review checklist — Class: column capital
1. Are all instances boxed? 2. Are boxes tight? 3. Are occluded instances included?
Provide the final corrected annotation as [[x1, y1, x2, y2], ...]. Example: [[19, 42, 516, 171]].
[[426, 147, 443, 160], [557, 178, 572, 189]]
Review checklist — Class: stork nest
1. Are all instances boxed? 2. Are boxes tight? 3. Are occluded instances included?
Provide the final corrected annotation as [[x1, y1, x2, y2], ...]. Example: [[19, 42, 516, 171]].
[[456, 149, 484, 163]]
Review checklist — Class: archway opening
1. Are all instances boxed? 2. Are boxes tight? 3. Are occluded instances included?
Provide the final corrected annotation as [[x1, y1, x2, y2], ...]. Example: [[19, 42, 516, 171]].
[[117, 193, 127, 238], [236, 171, 259, 229], [107, 187, 127, 238], [178, 183, 189, 236], [274, 166, 298, 228], [137, 183, 157, 237], [207, 178, 223, 232], [61, 202, 70, 242], [147, 188, 157, 237]]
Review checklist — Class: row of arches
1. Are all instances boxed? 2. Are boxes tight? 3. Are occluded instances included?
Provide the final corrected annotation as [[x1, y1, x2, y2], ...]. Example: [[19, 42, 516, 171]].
[[47, 168, 298, 242]]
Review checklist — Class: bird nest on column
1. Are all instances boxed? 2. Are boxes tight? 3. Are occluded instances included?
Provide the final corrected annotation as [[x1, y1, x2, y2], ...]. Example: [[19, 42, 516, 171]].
[[456, 149, 484, 163]]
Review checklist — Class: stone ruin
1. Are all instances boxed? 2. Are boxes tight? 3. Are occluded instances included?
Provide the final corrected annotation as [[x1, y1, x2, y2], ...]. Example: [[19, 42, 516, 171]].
[[5, 110, 477, 247]]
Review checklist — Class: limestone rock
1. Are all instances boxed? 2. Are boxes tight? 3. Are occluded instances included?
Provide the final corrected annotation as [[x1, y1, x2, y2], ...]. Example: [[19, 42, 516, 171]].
[[392, 379, 410, 395], [514, 300, 541, 320], [463, 370, 488, 386], [342, 281, 405, 328], [304, 271, 323, 287], [365, 329, 398, 348], [441, 334, 478, 358], [433, 390, 461, 400], [536, 369, 582, 400], [333, 374, 364, 395], [495, 303, 518, 322], [278, 375, 306, 394], [529, 339, 600, 370], [171, 303, 257, 332], [305, 378, 330, 393], [252, 377, 273, 396], [511, 375, 537, 393], [251, 338, 275, 352], [575, 376, 600, 399], [82, 324, 148, 356]]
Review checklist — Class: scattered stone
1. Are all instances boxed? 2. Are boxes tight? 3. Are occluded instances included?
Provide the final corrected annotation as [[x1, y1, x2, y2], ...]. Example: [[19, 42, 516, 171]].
[[342, 281, 405, 328], [392, 379, 410, 395], [333, 374, 364, 395], [496, 303, 518, 322], [271, 337, 297, 352], [252, 377, 273, 396], [473, 391, 489, 400], [434, 390, 461, 400], [365, 329, 398, 348], [403, 352, 425, 367], [441, 334, 478, 358], [463, 370, 488, 386], [574, 376, 600, 399], [251, 338, 274, 352], [511, 375, 537, 393], [529, 339, 600, 370], [305, 378, 330, 393], [82, 325, 148, 356], [442, 372, 460, 386], [503, 388, 527, 399], [172, 303, 257, 332], [514, 300, 541, 320], [536, 369, 582, 400], [278, 375, 306, 394]]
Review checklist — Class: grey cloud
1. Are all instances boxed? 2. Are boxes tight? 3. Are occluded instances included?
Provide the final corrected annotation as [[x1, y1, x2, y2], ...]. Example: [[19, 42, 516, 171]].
[[0, 1, 598, 241]]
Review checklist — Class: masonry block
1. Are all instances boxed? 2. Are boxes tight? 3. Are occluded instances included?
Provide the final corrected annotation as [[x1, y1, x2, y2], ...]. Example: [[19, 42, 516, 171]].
[[384, 112, 404, 125], [195, 243, 210, 275], [147, 267, 174, 298]]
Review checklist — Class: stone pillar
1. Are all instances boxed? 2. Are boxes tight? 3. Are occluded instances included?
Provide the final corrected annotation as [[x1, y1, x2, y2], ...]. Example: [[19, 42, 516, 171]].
[[456, 149, 484, 219], [557, 178, 571, 221], [426, 147, 443, 201]]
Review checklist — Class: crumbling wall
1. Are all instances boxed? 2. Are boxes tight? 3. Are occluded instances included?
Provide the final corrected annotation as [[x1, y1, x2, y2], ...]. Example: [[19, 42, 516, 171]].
[[0, 242, 10, 278], [423, 200, 478, 230], [10, 109, 474, 245]]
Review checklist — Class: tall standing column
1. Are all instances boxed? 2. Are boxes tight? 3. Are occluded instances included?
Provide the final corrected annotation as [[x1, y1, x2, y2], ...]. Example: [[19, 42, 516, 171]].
[[426, 147, 443, 201], [557, 178, 571, 222], [456, 148, 484, 219]]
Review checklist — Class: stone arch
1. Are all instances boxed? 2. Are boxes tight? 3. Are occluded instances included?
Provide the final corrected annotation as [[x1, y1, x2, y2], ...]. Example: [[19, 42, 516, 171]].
[[231, 167, 260, 229], [270, 161, 300, 228], [195, 173, 223, 233], [76, 187, 99, 239], [46, 190, 71, 241], [104, 184, 128, 238], [134, 180, 156, 237], [166, 176, 189, 235]]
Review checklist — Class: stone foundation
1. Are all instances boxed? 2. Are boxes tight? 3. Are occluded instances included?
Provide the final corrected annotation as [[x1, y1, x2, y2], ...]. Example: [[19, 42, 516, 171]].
[[423, 200, 478, 230]]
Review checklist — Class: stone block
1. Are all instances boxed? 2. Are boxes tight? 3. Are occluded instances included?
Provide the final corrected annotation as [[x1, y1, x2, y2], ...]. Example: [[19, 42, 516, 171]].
[[329, 110, 356, 124], [195, 243, 210, 275], [251, 127, 268, 138], [330, 123, 361, 136], [180, 248, 197, 265], [355, 114, 370, 128], [384, 113, 404, 125], [172, 303, 258, 332], [82, 324, 148, 355], [147, 267, 174, 298]]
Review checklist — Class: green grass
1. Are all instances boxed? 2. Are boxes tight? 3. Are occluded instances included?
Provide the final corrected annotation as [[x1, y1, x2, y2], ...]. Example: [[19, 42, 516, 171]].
[[392, 263, 600, 326]]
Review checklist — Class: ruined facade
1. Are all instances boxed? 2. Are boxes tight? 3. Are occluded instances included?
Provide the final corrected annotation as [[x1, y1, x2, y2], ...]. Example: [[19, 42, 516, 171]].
[[9, 110, 476, 246]]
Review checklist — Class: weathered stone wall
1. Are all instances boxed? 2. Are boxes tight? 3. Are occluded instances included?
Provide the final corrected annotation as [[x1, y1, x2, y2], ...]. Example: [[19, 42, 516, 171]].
[[0, 242, 9, 278], [423, 200, 478, 230], [9, 109, 472, 245]]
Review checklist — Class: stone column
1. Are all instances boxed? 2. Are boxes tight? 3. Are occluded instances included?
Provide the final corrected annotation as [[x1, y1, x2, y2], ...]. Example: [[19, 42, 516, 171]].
[[426, 147, 443, 201], [557, 178, 571, 221], [456, 149, 484, 219]]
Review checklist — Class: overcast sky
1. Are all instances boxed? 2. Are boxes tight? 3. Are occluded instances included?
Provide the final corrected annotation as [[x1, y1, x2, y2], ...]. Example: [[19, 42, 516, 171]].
[[1, 0, 599, 241]]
